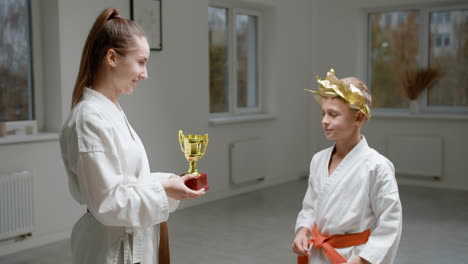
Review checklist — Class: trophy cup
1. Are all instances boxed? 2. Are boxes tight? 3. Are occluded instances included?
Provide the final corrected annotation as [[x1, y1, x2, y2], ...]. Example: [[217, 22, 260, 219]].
[[178, 130, 209, 190]]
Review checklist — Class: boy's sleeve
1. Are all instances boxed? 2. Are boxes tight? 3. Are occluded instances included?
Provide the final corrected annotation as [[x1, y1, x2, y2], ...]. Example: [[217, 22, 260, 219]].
[[295, 157, 317, 233], [359, 160, 403, 264], [295, 183, 316, 233]]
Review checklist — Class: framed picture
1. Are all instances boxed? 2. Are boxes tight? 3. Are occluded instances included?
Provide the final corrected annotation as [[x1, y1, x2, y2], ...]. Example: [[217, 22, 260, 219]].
[[130, 0, 162, 51]]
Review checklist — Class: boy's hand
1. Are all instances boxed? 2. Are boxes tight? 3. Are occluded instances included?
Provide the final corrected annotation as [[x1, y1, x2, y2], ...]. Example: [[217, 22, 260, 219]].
[[292, 227, 311, 256], [343, 256, 370, 264]]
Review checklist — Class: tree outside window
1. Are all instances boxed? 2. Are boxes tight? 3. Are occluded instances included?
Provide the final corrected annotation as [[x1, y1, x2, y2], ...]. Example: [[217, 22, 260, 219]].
[[368, 11, 419, 108]]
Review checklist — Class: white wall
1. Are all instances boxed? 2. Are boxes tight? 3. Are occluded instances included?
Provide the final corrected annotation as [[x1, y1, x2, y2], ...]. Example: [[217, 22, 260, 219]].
[[0, 0, 313, 256], [307, 0, 468, 190]]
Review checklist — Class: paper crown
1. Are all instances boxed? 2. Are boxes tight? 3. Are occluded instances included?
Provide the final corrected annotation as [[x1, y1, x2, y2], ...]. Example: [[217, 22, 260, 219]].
[[305, 69, 371, 119]]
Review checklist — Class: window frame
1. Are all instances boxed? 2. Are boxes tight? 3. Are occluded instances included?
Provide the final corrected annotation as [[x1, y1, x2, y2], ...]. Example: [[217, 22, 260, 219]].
[[208, 2, 264, 118], [365, 3, 468, 115], [31, 0, 45, 130]]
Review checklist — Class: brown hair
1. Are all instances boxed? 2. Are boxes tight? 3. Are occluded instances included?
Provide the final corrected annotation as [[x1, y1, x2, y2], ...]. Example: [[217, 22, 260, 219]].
[[71, 8, 146, 108], [340, 77, 372, 108]]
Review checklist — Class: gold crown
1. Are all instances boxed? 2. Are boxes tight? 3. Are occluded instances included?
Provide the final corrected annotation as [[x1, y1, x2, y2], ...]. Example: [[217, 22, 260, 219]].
[[305, 69, 371, 119]]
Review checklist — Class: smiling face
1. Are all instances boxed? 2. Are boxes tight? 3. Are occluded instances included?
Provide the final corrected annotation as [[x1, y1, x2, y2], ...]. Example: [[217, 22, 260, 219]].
[[321, 97, 362, 142], [111, 36, 150, 95]]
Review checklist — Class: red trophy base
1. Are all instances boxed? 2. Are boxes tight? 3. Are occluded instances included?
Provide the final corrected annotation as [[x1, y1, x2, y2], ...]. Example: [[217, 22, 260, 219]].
[[184, 173, 208, 190]]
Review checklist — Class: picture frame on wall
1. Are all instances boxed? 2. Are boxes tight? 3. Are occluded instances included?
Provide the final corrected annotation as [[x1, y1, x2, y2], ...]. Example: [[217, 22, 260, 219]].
[[130, 0, 162, 51]]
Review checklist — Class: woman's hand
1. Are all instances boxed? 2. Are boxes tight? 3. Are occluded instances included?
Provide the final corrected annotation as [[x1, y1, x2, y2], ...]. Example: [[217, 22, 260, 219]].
[[292, 227, 311, 256], [161, 174, 207, 200]]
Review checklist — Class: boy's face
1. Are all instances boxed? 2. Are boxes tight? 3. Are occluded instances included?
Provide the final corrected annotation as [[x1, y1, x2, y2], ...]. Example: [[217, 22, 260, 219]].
[[321, 97, 362, 141]]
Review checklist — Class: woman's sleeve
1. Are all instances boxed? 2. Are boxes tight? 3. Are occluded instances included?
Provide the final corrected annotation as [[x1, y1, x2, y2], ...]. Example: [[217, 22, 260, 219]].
[[150, 172, 180, 213], [76, 108, 170, 228]]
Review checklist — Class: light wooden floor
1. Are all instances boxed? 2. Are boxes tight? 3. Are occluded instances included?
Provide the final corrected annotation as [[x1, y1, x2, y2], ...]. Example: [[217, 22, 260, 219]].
[[1, 179, 467, 264]]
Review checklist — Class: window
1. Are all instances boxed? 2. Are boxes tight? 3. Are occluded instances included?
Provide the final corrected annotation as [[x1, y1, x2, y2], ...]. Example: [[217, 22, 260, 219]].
[[209, 4, 262, 116], [0, 0, 34, 122], [432, 12, 450, 24], [367, 6, 468, 112], [368, 10, 419, 109], [208, 6, 228, 113], [428, 10, 467, 107], [434, 33, 450, 48]]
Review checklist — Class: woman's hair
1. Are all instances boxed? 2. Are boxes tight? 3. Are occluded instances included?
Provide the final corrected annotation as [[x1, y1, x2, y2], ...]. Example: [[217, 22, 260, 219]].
[[71, 8, 146, 108], [340, 77, 372, 108]]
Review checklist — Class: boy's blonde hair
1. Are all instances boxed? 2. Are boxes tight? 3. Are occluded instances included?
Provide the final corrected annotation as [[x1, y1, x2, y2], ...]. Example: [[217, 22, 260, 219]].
[[340, 77, 372, 109]]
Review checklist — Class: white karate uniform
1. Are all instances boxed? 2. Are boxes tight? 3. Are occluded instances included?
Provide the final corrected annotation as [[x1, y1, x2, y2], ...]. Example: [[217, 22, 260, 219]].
[[295, 137, 402, 264], [60, 88, 179, 264]]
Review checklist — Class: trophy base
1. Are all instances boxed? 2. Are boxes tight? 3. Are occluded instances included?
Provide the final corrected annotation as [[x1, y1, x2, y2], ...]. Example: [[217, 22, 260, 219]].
[[184, 173, 207, 190]]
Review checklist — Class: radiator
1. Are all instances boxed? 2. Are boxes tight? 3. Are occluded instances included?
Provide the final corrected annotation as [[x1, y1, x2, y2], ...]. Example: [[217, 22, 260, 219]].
[[0, 171, 34, 241], [229, 138, 266, 185], [388, 135, 443, 178]]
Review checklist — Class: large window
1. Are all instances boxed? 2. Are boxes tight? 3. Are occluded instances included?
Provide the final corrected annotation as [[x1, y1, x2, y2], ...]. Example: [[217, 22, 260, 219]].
[[367, 5, 468, 113], [209, 4, 262, 116], [0, 0, 34, 122], [368, 10, 419, 109]]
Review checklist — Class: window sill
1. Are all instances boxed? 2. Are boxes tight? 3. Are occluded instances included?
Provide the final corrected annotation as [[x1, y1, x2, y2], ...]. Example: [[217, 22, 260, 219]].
[[209, 114, 276, 125], [0, 132, 59, 145], [372, 112, 468, 121]]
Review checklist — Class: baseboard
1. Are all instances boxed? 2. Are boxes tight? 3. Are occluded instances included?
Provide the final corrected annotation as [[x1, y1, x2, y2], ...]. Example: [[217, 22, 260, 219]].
[[397, 179, 468, 191]]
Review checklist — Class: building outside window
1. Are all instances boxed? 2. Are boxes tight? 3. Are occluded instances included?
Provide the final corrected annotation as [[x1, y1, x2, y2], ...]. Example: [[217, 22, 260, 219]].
[[429, 9, 467, 107]]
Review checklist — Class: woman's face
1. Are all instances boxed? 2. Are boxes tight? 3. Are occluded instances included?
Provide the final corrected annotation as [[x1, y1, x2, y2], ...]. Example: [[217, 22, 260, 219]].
[[112, 36, 150, 95]]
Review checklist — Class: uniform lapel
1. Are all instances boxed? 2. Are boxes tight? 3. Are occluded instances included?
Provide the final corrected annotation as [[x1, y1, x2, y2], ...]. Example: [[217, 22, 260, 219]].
[[315, 137, 369, 221]]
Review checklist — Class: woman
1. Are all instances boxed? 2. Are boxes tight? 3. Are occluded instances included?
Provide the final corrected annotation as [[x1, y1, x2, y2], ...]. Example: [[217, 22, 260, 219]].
[[59, 8, 206, 264]]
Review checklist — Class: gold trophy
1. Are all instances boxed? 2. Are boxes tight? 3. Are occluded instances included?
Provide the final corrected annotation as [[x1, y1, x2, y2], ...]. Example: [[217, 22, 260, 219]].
[[178, 130, 209, 190]]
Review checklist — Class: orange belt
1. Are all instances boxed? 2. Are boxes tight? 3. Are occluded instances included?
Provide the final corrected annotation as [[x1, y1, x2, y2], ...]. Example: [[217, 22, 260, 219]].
[[297, 224, 370, 264]]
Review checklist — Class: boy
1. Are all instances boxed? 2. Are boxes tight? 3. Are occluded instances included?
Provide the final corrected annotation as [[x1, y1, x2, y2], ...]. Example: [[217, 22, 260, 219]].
[[292, 69, 402, 264]]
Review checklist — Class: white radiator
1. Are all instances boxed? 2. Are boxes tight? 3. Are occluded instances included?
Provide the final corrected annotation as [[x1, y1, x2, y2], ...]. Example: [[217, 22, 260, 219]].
[[229, 138, 265, 185], [0, 171, 34, 241], [388, 135, 443, 178]]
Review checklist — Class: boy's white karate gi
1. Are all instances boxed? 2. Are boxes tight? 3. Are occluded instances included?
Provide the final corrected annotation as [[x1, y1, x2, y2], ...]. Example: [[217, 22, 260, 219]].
[[295, 137, 402, 264]]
